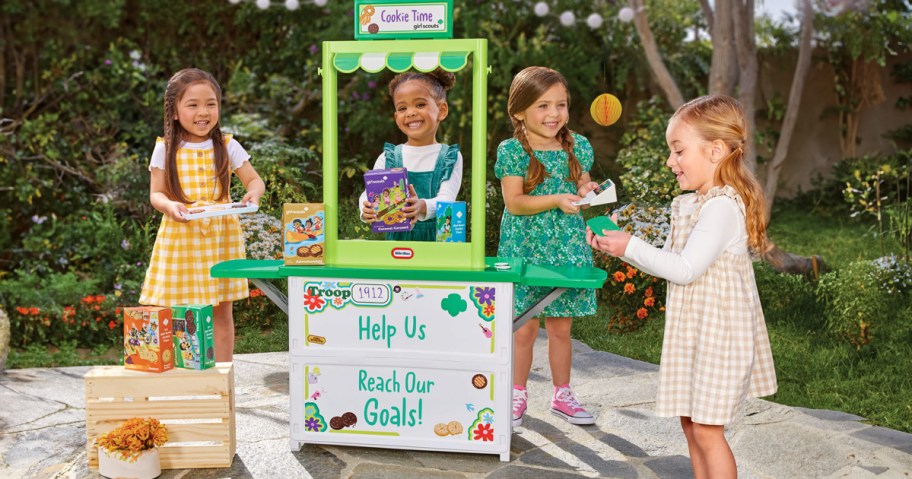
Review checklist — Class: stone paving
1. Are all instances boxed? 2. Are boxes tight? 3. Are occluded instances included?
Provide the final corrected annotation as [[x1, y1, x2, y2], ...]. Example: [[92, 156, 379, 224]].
[[1, 333, 911, 478]]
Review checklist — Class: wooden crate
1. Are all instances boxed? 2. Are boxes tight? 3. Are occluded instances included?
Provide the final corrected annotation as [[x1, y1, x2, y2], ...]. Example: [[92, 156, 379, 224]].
[[85, 363, 236, 469]]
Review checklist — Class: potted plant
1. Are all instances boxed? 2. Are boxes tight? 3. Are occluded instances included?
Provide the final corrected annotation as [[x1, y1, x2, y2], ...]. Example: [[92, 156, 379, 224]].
[[94, 417, 168, 479]]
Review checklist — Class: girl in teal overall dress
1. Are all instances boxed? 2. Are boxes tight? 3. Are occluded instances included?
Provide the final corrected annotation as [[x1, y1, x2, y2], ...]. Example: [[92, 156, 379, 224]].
[[360, 69, 464, 236]]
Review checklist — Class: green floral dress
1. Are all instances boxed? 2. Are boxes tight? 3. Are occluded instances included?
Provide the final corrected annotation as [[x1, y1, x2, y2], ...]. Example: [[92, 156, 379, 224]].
[[495, 134, 596, 317]]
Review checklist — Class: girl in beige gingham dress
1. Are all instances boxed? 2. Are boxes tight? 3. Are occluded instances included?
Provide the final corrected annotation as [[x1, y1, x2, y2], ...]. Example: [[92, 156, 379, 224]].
[[140, 68, 265, 362], [587, 95, 776, 478]]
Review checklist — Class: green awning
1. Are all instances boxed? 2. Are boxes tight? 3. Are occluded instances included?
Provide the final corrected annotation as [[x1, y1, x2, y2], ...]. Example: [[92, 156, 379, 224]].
[[333, 51, 471, 73]]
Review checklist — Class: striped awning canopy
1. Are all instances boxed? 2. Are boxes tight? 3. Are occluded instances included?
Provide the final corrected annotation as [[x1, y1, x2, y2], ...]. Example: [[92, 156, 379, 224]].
[[333, 51, 471, 73]]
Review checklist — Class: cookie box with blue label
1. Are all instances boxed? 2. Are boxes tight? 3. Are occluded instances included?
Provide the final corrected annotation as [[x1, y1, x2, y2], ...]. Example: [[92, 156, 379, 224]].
[[436, 201, 466, 242]]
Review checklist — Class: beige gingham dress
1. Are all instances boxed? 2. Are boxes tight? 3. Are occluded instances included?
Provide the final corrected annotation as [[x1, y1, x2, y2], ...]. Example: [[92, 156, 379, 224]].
[[139, 136, 248, 307], [656, 186, 777, 425]]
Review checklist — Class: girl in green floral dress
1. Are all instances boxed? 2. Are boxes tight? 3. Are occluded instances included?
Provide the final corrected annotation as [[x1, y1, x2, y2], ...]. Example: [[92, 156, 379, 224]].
[[496, 66, 600, 428]]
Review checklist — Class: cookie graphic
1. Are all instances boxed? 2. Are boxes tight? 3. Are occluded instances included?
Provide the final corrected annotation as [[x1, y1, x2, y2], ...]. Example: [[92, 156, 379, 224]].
[[471, 374, 487, 389], [447, 420, 463, 436], [206, 346, 214, 360], [341, 412, 357, 427], [433, 423, 449, 436], [368, 23, 379, 34], [185, 310, 196, 335], [297, 246, 311, 257], [329, 416, 345, 430]]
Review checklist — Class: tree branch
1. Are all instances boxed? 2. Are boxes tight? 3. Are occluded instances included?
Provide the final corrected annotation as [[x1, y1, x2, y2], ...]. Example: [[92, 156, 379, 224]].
[[629, 0, 684, 109]]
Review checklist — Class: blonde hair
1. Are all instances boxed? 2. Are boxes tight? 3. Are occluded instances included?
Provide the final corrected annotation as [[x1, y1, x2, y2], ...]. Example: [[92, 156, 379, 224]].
[[672, 95, 771, 254], [507, 66, 582, 194], [162, 68, 230, 203]]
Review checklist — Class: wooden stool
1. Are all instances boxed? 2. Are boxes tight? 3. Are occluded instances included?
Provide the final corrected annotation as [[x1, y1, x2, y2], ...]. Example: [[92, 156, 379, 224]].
[[85, 363, 235, 469]]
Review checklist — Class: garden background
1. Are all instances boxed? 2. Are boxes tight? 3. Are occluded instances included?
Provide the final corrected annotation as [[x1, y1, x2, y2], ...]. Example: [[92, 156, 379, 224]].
[[1, 0, 910, 433]]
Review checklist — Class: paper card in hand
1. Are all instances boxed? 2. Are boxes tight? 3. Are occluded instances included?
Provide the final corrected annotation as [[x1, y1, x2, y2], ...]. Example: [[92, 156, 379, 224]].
[[572, 178, 617, 207], [587, 215, 621, 235]]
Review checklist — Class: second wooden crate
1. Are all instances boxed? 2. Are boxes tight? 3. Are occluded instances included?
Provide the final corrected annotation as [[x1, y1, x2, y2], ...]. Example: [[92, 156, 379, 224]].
[[85, 363, 236, 469]]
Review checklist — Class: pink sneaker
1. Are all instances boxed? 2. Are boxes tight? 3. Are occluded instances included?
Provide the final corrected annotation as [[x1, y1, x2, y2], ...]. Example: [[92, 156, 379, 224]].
[[550, 384, 595, 425], [512, 386, 528, 427]]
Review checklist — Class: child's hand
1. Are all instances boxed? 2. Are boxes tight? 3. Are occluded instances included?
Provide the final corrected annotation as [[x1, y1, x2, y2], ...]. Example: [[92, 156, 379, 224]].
[[577, 180, 600, 197], [241, 191, 261, 206], [402, 184, 426, 225], [586, 219, 630, 257], [361, 201, 377, 223], [557, 194, 582, 214], [166, 201, 191, 223]]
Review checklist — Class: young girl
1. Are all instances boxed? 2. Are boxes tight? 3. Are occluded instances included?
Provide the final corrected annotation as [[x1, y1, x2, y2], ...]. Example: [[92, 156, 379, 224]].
[[359, 68, 463, 241], [497, 66, 600, 427], [587, 95, 777, 478], [140, 68, 265, 362]]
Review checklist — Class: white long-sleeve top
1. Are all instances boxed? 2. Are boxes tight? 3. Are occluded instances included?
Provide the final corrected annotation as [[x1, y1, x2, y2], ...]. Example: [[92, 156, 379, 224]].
[[622, 195, 748, 285], [358, 143, 464, 222]]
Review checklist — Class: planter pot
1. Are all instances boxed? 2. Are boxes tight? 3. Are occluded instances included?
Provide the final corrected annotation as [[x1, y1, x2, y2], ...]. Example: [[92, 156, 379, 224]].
[[97, 446, 161, 479]]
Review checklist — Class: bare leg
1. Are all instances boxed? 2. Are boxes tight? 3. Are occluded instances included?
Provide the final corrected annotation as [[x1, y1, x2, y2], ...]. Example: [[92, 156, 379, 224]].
[[513, 319, 539, 387], [213, 301, 235, 362], [544, 317, 572, 386], [681, 416, 708, 479], [692, 421, 736, 479]]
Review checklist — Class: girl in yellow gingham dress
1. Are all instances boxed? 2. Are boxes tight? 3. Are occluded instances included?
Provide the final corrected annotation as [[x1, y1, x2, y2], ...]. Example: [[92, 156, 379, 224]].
[[140, 68, 265, 362], [588, 95, 777, 477]]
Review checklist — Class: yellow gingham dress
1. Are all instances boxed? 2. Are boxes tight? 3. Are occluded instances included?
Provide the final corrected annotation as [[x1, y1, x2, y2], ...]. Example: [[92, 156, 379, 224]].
[[139, 136, 248, 307], [656, 186, 777, 425]]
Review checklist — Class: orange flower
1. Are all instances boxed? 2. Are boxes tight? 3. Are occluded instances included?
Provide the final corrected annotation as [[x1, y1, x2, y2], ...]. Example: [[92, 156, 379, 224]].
[[623, 283, 635, 294], [94, 295, 106, 303], [626, 267, 637, 278], [636, 308, 648, 319], [82, 295, 95, 304], [16, 306, 28, 315], [645, 287, 654, 298], [29, 307, 40, 315], [644, 297, 656, 307], [108, 320, 117, 330], [250, 288, 265, 298], [612, 271, 627, 282]]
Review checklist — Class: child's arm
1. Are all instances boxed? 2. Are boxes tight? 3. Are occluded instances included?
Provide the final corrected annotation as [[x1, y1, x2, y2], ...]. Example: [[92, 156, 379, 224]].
[[501, 176, 582, 216], [575, 173, 600, 210], [149, 168, 190, 223], [592, 198, 742, 284], [235, 162, 265, 205]]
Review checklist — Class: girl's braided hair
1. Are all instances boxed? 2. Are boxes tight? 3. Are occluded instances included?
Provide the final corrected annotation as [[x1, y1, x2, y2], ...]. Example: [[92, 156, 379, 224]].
[[507, 66, 581, 194], [161, 68, 230, 203]]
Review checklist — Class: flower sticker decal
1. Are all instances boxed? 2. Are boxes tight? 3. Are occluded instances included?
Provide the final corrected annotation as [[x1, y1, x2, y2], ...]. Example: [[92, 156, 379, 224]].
[[468, 407, 494, 442], [304, 402, 328, 432], [470, 286, 496, 321], [302, 290, 327, 313]]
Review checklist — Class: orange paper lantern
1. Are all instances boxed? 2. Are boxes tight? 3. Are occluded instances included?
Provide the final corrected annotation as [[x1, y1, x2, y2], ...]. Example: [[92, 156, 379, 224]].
[[590, 93, 622, 126]]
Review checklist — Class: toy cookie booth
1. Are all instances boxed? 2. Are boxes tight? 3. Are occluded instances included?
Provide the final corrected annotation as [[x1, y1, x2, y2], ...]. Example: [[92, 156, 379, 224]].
[[211, 0, 606, 462]]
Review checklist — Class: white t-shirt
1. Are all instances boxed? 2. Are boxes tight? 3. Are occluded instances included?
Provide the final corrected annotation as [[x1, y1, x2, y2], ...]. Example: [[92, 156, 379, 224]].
[[358, 143, 464, 221], [149, 138, 251, 171], [622, 196, 748, 285]]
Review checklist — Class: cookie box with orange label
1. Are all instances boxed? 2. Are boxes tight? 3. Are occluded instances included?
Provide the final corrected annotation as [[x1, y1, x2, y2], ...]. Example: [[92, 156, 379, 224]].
[[171, 304, 216, 370], [364, 167, 412, 233], [123, 306, 173, 373], [283, 203, 326, 266]]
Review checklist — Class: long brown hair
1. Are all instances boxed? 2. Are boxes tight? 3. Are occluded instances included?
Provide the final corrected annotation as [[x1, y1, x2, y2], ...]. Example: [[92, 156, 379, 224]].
[[161, 68, 230, 203], [507, 66, 582, 194], [672, 95, 771, 254]]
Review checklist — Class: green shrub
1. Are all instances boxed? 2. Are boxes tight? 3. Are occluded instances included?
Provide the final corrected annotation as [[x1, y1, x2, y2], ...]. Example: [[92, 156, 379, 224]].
[[816, 258, 912, 348]]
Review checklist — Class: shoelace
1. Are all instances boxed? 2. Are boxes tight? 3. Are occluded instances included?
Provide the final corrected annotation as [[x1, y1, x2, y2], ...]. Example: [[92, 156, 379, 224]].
[[512, 390, 527, 413], [555, 388, 583, 410]]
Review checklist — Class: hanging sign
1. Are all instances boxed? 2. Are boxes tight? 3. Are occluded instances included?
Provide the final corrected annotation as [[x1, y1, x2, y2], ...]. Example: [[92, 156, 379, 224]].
[[354, 0, 453, 40]]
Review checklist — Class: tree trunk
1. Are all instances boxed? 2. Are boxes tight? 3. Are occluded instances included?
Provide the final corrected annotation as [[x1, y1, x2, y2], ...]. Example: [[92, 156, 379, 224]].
[[733, 0, 758, 172], [709, 0, 738, 96], [764, 0, 814, 210], [763, 245, 829, 278], [629, 0, 684, 109]]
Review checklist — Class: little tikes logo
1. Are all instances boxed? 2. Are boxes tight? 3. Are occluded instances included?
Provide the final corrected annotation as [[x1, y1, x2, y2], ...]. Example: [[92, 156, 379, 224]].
[[391, 247, 413, 259]]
